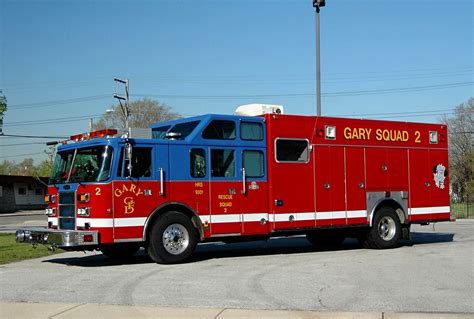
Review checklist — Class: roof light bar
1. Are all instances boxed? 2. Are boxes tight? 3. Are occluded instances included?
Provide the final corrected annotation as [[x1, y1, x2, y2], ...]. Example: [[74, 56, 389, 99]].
[[70, 129, 118, 142]]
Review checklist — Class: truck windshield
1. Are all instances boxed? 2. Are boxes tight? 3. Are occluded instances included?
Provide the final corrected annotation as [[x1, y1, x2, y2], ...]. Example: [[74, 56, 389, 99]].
[[49, 145, 113, 184]]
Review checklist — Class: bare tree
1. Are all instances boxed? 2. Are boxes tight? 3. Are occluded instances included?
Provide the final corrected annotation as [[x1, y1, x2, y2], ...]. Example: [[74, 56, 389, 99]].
[[442, 97, 474, 202], [0, 90, 7, 134], [94, 98, 180, 130]]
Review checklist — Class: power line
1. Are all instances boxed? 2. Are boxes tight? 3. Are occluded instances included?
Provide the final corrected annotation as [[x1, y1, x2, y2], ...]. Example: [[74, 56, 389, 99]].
[[2, 80, 471, 115], [335, 108, 460, 118], [0, 142, 47, 147], [323, 82, 473, 97], [3, 114, 103, 127], [0, 152, 46, 159], [0, 134, 68, 139], [133, 81, 473, 100], [2, 66, 470, 91], [7, 94, 110, 110]]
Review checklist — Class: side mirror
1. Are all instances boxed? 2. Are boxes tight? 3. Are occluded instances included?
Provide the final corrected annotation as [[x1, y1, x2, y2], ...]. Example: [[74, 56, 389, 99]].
[[165, 132, 182, 140]]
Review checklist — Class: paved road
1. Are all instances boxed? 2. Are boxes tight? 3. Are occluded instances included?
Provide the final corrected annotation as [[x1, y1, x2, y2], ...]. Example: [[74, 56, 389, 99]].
[[0, 211, 46, 233], [1, 219, 473, 314]]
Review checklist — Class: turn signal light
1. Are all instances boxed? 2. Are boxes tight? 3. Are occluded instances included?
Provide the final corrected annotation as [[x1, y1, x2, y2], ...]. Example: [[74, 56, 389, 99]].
[[77, 193, 90, 203], [44, 194, 56, 204]]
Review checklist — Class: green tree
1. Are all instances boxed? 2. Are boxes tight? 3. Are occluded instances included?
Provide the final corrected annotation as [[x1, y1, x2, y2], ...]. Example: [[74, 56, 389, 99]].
[[94, 98, 180, 130], [37, 146, 56, 177], [0, 160, 16, 175], [443, 97, 474, 203], [15, 158, 36, 176]]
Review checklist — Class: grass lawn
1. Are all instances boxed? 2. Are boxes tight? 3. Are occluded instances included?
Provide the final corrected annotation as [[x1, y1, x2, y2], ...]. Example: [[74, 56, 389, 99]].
[[451, 202, 472, 219], [0, 233, 62, 264]]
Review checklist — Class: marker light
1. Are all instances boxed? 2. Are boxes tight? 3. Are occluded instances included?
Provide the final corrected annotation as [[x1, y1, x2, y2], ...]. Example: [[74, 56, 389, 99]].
[[316, 128, 325, 137], [70, 133, 85, 142]]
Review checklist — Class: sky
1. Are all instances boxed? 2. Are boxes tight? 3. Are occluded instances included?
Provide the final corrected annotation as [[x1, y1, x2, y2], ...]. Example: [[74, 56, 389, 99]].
[[0, 0, 473, 165]]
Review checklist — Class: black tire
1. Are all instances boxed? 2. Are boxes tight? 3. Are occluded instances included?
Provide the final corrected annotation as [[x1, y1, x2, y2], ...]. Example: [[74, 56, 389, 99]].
[[306, 231, 345, 249], [361, 207, 401, 249], [100, 243, 140, 259], [147, 211, 198, 264]]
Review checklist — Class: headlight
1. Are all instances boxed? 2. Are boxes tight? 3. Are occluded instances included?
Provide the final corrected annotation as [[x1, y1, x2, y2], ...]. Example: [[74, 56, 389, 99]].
[[77, 207, 90, 217], [45, 208, 56, 217]]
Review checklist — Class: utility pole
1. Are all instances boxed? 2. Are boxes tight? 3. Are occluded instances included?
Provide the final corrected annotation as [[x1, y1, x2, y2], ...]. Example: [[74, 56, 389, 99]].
[[114, 78, 130, 129], [313, 0, 325, 116]]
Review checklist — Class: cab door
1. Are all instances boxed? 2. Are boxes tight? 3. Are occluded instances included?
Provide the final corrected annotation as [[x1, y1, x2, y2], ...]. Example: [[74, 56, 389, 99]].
[[112, 144, 160, 242], [208, 147, 241, 235], [240, 148, 269, 235]]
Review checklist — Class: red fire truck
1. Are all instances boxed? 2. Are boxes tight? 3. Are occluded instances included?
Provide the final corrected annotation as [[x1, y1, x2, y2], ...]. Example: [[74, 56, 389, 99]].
[[16, 104, 451, 264]]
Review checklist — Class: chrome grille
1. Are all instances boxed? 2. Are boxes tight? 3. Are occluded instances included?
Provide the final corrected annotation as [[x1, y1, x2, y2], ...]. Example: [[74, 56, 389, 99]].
[[58, 192, 75, 230]]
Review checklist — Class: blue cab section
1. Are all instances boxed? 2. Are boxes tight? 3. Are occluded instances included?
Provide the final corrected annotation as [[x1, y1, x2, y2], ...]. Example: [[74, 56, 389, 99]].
[[55, 114, 267, 184]]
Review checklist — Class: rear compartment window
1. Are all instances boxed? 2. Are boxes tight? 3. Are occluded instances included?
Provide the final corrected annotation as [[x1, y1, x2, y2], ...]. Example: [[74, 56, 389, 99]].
[[152, 126, 171, 139], [168, 121, 200, 139], [275, 139, 309, 163], [203, 120, 236, 140]]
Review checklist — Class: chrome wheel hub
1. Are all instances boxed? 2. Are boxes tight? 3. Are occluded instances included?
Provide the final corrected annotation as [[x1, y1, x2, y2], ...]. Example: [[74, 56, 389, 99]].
[[162, 224, 189, 255], [378, 216, 396, 241]]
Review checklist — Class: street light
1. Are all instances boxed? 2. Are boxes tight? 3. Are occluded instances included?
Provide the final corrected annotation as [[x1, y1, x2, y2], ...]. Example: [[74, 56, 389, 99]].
[[313, 0, 325, 116]]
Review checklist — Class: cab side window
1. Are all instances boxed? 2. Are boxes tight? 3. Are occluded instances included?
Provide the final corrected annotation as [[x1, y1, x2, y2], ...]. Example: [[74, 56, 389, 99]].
[[241, 122, 263, 141], [117, 147, 153, 178], [190, 148, 206, 178], [243, 150, 264, 177], [211, 149, 235, 177]]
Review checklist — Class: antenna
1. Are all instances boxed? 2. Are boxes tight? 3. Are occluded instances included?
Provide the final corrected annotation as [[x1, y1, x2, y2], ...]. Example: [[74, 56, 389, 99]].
[[114, 78, 130, 129]]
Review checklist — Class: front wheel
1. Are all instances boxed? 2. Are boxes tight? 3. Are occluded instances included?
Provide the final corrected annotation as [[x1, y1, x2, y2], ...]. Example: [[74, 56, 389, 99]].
[[147, 212, 198, 264], [361, 207, 401, 249]]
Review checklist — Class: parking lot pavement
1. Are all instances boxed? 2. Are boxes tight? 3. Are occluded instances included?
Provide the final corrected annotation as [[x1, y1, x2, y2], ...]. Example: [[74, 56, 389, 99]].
[[1, 302, 472, 319], [1, 220, 473, 316], [0, 211, 46, 233]]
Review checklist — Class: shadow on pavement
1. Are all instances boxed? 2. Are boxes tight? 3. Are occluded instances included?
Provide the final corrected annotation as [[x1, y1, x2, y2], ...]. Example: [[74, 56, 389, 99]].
[[44, 231, 454, 267], [403, 231, 455, 245]]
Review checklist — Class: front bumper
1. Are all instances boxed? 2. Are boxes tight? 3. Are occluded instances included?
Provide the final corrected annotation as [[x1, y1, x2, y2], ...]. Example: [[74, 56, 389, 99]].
[[16, 227, 99, 248]]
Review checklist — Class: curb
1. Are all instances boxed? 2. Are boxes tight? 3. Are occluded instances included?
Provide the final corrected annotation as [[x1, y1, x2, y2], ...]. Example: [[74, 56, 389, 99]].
[[0, 302, 472, 319]]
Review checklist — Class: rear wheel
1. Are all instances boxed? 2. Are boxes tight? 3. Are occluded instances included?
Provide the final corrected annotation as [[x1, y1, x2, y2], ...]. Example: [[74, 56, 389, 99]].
[[361, 207, 401, 249], [100, 243, 140, 259], [147, 212, 198, 264]]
